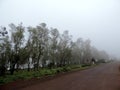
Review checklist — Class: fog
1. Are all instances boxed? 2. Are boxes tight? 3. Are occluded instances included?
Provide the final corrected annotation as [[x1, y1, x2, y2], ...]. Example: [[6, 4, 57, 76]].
[[0, 0, 120, 58]]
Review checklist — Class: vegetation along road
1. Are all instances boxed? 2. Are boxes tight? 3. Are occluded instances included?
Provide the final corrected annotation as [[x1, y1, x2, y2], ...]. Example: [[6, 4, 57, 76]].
[[4, 61, 119, 90]]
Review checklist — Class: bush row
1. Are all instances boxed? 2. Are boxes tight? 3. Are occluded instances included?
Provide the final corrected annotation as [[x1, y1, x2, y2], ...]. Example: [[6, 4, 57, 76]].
[[0, 64, 91, 85]]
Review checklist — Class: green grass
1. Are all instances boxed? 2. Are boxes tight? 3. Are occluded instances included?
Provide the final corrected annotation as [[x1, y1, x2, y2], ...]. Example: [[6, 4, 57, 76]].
[[0, 64, 96, 85]]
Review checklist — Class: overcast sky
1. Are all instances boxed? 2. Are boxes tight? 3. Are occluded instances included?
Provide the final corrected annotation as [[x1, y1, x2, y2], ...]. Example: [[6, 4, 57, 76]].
[[0, 0, 120, 58]]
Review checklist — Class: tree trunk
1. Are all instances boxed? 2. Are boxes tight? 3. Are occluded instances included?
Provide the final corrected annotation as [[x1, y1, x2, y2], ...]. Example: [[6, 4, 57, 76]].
[[10, 63, 15, 75], [16, 63, 19, 72], [0, 65, 6, 76], [27, 58, 30, 71]]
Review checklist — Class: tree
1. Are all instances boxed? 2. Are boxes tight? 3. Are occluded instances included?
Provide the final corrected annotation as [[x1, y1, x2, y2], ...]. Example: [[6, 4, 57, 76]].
[[9, 23, 25, 74], [36, 23, 49, 68], [91, 46, 110, 63], [49, 28, 60, 67], [58, 30, 72, 66], [25, 36, 33, 71], [72, 38, 84, 64], [27, 23, 49, 70], [0, 26, 9, 76], [82, 39, 91, 64]]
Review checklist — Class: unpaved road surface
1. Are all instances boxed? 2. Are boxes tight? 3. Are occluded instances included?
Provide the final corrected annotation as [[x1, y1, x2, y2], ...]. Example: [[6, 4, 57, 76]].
[[1, 62, 120, 90], [21, 62, 120, 90]]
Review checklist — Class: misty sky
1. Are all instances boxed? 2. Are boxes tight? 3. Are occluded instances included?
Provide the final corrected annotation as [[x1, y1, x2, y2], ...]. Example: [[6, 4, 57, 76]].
[[0, 0, 120, 58]]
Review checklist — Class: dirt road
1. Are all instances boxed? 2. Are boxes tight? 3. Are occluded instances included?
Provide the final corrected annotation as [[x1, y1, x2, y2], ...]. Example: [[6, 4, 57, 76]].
[[1, 62, 120, 90]]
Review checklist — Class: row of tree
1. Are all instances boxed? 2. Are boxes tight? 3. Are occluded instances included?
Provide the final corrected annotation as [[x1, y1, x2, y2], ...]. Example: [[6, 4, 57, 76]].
[[0, 23, 110, 76]]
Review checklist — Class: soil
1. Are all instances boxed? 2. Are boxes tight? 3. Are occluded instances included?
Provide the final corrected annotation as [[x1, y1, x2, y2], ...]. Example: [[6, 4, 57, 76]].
[[0, 61, 120, 90]]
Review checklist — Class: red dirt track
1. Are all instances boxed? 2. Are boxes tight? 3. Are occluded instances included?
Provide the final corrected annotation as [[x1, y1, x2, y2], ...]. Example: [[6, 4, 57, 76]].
[[1, 62, 120, 90]]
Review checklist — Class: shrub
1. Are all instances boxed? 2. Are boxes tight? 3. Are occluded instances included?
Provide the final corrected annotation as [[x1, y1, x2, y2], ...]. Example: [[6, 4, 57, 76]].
[[56, 67, 63, 73], [63, 66, 71, 72], [81, 64, 91, 67]]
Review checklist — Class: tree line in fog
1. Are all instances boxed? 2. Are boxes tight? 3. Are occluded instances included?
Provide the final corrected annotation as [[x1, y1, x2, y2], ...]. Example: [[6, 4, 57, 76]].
[[0, 23, 111, 76]]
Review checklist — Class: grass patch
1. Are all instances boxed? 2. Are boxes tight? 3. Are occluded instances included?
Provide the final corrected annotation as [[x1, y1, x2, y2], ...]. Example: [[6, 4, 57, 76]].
[[0, 64, 96, 85]]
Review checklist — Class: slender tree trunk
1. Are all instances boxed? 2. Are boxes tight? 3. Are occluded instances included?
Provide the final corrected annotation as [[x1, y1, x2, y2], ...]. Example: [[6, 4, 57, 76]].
[[37, 57, 40, 70], [16, 63, 19, 72], [27, 58, 30, 71], [10, 63, 15, 75]]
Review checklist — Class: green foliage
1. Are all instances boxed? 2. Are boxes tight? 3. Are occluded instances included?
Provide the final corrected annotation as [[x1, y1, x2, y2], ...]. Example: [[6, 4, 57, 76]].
[[70, 65, 81, 69], [55, 67, 64, 73], [0, 65, 91, 85], [81, 64, 91, 67], [40, 69, 52, 76], [62, 66, 71, 72]]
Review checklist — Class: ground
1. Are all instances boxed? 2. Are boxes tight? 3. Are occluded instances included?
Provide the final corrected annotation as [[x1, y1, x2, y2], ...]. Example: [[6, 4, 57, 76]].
[[0, 61, 120, 90]]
